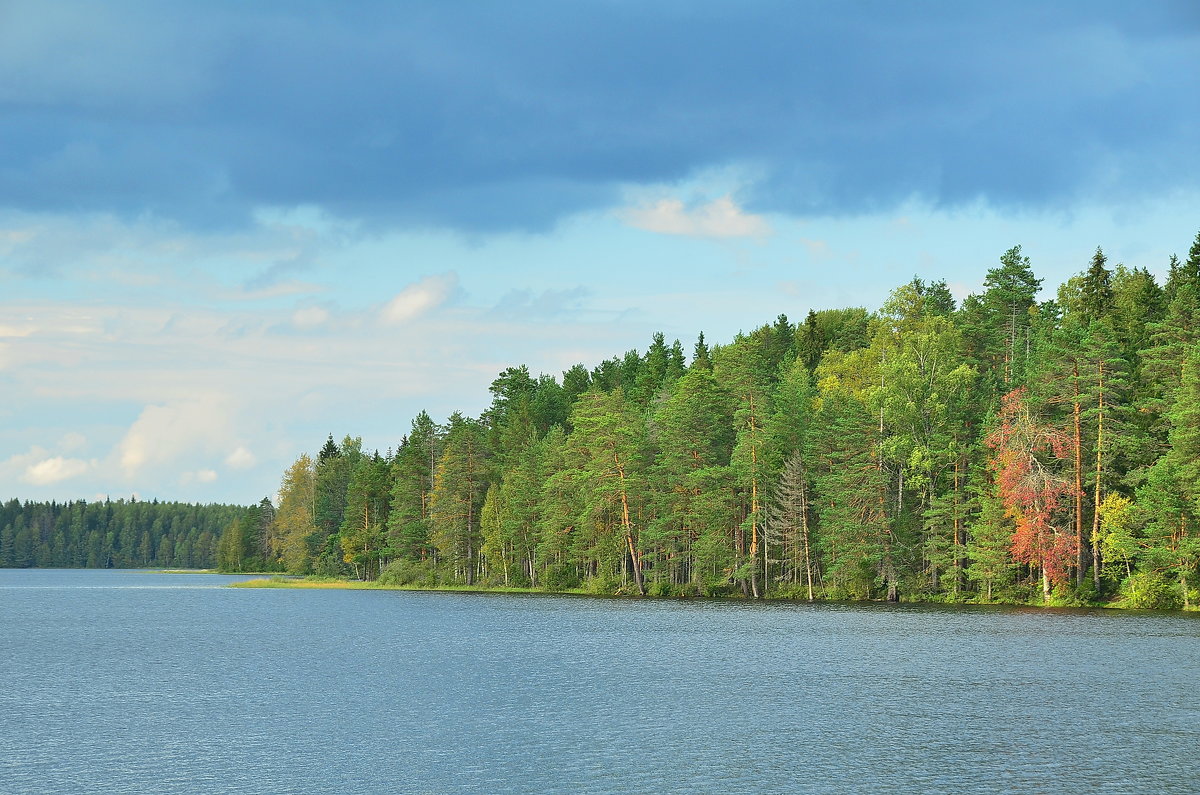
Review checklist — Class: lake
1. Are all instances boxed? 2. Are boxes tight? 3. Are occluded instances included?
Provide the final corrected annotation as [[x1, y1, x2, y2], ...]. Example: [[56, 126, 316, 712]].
[[2, 569, 1199, 794]]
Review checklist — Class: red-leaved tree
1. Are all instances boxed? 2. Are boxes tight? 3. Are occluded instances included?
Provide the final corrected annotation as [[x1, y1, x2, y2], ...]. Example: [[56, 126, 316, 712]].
[[986, 387, 1077, 600]]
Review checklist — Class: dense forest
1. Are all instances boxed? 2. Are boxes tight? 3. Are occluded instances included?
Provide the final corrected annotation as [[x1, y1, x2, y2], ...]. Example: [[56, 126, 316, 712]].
[[219, 233, 1200, 608], [0, 498, 245, 569]]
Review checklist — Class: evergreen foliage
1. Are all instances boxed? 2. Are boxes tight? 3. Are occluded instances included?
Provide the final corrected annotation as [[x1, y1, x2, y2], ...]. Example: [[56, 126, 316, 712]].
[[259, 232, 1200, 605], [0, 498, 242, 570]]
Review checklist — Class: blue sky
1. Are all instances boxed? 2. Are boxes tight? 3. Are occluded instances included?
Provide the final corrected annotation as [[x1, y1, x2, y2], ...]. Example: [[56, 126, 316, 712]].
[[3, 0, 1200, 504]]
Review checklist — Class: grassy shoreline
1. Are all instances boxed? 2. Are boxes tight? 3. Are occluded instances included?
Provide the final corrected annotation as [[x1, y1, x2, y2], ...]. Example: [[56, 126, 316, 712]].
[[227, 575, 1194, 610], [230, 576, 566, 594]]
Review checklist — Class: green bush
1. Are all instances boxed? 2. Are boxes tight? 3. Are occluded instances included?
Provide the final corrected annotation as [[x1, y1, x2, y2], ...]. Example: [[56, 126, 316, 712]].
[[700, 576, 735, 597], [647, 579, 698, 598], [1116, 573, 1182, 610], [584, 573, 620, 595], [377, 559, 440, 588], [541, 563, 581, 592], [770, 583, 815, 600]]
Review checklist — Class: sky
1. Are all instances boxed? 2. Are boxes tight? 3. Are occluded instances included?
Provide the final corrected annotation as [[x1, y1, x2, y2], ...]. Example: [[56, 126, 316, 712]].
[[3, 0, 1200, 505]]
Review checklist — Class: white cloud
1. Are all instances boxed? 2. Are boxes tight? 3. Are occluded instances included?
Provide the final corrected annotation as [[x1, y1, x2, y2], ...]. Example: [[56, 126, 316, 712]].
[[3, 443, 94, 486], [380, 273, 458, 325], [22, 456, 92, 485], [292, 305, 330, 328], [0, 323, 35, 337], [225, 446, 256, 469], [620, 196, 771, 238], [115, 399, 235, 480]]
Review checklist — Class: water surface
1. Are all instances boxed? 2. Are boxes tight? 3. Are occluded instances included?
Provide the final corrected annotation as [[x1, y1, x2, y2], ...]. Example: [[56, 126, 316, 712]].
[[3, 569, 1198, 793]]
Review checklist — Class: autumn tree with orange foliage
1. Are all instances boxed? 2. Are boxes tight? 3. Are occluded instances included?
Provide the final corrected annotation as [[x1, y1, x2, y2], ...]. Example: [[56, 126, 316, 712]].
[[986, 387, 1077, 601]]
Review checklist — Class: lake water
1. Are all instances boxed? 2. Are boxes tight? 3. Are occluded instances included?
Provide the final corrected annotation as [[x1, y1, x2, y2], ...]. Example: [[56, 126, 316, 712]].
[[2, 569, 1199, 794]]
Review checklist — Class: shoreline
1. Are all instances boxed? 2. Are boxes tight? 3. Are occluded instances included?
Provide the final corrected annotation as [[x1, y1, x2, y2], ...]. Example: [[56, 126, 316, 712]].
[[226, 575, 1196, 612]]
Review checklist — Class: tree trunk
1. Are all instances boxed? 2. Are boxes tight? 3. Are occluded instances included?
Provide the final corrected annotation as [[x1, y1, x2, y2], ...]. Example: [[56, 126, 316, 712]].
[[615, 456, 645, 595], [1091, 362, 1104, 592], [748, 394, 761, 599], [801, 481, 814, 602], [1073, 362, 1085, 586]]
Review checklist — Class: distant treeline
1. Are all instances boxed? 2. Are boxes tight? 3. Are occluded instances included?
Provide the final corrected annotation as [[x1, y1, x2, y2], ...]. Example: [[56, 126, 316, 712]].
[[219, 233, 1200, 608], [0, 498, 246, 570]]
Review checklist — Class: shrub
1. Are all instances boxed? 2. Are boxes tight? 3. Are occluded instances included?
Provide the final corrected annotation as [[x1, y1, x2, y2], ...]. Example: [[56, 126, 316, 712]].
[[541, 563, 581, 592], [584, 573, 620, 595], [1116, 573, 1181, 610], [377, 559, 440, 588], [646, 579, 674, 598]]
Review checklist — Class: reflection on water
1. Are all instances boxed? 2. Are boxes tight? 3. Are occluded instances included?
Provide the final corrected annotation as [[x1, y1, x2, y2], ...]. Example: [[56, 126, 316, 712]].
[[2, 569, 1199, 794]]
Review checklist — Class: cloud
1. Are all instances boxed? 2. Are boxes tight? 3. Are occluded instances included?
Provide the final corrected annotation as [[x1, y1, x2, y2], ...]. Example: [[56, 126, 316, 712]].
[[21, 456, 92, 485], [292, 306, 330, 329], [0, 3, 1195, 231], [224, 446, 256, 470], [380, 273, 458, 325], [115, 399, 235, 480], [0, 323, 36, 337], [621, 196, 771, 238], [1, 444, 93, 486]]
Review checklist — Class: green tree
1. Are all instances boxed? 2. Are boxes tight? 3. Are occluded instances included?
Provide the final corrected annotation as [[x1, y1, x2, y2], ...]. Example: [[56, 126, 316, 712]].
[[651, 365, 735, 593], [387, 412, 440, 562], [568, 389, 649, 594], [965, 473, 1015, 601], [276, 454, 317, 573], [339, 452, 391, 579], [809, 389, 892, 600], [429, 413, 489, 584]]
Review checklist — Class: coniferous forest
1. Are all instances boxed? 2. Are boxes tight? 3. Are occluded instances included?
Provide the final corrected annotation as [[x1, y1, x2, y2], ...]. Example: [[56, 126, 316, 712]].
[[228, 233, 1200, 608], [10, 235, 1200, 609], [0, 498, 244, 570]]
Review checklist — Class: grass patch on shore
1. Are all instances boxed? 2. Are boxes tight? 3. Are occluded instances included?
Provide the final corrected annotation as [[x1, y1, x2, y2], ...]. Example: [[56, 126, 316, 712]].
[[229, 576, 558, 594]]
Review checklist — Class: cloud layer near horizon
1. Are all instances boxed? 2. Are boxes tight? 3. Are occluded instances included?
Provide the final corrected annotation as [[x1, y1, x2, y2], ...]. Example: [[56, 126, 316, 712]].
[[3, 1, 1197, 235]]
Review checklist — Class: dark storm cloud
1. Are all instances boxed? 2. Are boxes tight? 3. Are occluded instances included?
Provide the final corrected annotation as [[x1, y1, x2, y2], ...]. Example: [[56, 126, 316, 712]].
[[1, 0, 1197, 231]]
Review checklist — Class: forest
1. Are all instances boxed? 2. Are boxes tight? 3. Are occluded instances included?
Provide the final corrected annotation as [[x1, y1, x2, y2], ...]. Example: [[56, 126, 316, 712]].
[[209, 232, 1197, 607], [220, 233, 1200, 608], [9, 234, 1200, 609], [0, 498, 245, 570]]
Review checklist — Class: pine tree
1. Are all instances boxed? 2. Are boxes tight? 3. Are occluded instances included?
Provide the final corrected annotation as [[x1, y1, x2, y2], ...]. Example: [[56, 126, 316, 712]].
[[652, 366, 735, 592], [965, 472, 1015, 601], [339, 453, 391, 578], [764, 451, 817, 599], [429, 413, 489, 585], [809, 390, 891, 600], [387, 412, 440, 562], [568, 388, 649, 594], [978, 245, 1042, 389], [717, 334, 775, 597]]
